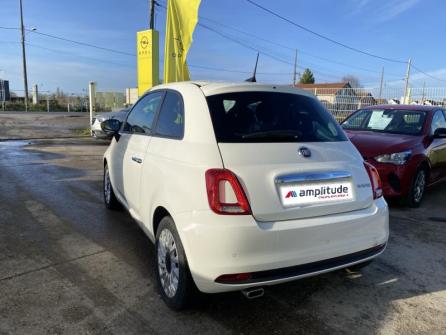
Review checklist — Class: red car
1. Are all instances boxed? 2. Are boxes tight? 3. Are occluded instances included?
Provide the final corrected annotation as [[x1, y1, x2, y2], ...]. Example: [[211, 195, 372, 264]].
[[341, 105, 446, 207]]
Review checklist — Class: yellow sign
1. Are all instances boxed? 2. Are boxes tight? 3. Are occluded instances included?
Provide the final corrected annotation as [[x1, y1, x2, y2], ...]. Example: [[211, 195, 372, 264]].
[[137, 29, 159, 96], [163, 0, 201, 83]]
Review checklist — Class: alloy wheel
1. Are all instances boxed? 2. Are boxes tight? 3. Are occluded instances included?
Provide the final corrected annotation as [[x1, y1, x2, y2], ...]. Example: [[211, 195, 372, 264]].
[[413, 170, 426, 203], [104, 168, 111, 204], [157, 228, 180, 298]]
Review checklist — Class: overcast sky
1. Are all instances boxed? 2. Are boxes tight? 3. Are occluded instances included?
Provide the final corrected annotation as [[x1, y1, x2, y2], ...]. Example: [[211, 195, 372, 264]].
[[1, 0, 445, 94]]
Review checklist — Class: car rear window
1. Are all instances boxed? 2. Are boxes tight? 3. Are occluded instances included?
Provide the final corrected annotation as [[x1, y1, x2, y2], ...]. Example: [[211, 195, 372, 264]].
[[206, 91, 347, 143]]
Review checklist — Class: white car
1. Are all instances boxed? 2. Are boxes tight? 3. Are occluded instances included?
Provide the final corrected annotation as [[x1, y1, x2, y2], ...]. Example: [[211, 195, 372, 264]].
[[91, 109, 130, 139], [102, 82, 389, 310]]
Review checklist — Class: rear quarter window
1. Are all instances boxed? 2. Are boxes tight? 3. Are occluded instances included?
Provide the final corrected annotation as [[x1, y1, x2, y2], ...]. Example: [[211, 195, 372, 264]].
[[154, 91, 184, 139], [206, 91, 347, 143]]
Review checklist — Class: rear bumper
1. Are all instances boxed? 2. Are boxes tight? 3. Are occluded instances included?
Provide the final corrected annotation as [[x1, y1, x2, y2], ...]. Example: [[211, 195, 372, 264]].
[[215, 243, 386, 285], [175, 197, 389, 293]]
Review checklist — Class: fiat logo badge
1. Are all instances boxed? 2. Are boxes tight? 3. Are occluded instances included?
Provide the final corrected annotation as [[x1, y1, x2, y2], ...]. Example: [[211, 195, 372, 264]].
[[298, 147, 311, 158]]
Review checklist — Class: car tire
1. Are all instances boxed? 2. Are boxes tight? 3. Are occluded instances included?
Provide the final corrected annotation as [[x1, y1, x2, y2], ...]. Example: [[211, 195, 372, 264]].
[[346, 260, 373, 272], [155, 216, 196, 310], [406, 168, 427, 208], [103, 163, 121, 210]]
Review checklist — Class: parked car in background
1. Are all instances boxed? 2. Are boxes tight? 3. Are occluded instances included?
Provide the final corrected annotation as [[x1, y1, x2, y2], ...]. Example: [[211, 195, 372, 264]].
[[91, 108, 130, 139], [101, 82, 389, 310], [342, 105, 446, 207]]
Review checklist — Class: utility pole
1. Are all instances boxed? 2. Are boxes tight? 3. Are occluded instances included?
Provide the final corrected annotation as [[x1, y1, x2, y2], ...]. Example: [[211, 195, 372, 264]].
[[403, 58, 412, 104], [89, 81, 96, 135], [292, 50, 298, 86], [421, 81, 426, 105], [19, 0, 29, 112], [378, 67, 384, 100], [149, 0, 155, 29]]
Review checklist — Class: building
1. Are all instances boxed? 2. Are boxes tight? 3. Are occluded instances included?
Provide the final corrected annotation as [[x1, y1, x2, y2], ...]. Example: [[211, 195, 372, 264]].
[[125, 88, 138, 105], [355, 89, 376, 107], [95, 92, 126, 111], [295, 82, 359, 106], [295, 82, 360, 119], [0, 79, 10, 101]]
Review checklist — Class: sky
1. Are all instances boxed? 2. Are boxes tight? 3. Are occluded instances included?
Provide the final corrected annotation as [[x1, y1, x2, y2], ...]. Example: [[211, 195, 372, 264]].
[[1, 0, 446, 94]]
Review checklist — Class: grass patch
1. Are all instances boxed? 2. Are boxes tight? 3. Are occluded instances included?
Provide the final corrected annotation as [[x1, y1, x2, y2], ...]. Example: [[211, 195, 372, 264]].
[[73, 128, 91, 136]]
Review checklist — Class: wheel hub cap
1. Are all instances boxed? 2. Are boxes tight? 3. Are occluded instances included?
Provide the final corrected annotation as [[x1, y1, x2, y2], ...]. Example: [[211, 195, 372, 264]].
[[414, 171, 426, 202], [157, 229, 179, 298], [104, 169, 111, 203]]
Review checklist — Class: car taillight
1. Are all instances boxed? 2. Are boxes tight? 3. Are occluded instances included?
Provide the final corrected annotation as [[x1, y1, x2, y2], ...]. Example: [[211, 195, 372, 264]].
[[215, 272, 252, 283], [364, 162, 383, 199], [205, 169, 251, 215]]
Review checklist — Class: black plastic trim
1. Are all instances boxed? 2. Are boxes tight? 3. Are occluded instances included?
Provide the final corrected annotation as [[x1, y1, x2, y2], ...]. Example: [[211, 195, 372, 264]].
[[216, 243, 386, 284]]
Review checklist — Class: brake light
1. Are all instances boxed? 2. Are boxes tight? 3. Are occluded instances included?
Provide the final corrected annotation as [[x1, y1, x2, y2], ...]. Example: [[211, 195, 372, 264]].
[[364, 162, 383, 199], [205, 169, 251, 215]]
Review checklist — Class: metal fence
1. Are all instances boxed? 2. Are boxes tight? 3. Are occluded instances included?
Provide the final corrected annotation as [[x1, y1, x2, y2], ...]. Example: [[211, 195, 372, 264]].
[[300, 87, 446, 122]]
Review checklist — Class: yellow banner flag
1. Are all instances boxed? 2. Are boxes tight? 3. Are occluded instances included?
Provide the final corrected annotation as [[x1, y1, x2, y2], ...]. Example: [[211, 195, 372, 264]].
[[163, 0, 201, 83]]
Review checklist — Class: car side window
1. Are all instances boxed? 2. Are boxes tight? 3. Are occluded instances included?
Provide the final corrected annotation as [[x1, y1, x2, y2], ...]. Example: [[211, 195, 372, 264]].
[[124, 91, 164, 134], [154, 91, 184, 139], [431, 110, 446, 134]]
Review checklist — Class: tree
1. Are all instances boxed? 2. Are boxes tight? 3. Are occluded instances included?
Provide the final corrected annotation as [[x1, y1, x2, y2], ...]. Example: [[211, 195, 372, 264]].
[[299, 68, 315, 84], [342, 75, 361, 88]]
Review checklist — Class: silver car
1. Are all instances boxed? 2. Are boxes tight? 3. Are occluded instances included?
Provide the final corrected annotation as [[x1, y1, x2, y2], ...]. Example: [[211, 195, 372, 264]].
[[91, 108, 130, 139]]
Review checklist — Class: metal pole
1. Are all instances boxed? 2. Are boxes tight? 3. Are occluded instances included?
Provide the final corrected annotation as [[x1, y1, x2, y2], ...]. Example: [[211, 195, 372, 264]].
[[89, 82, 96, 135], [46, 94, 49, 112], [403, 58, 412, 104], [292, 50, 298, 86], [421, 81, 426, 105], [19, 0, 29, 112], [378, 67, 384, 99], [149, 0, 155, 29]]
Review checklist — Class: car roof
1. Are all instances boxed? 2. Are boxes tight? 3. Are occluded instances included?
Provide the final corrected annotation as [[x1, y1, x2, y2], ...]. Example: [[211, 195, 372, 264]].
[[361, 104, 442, 112], [151, 81, 314, 98]]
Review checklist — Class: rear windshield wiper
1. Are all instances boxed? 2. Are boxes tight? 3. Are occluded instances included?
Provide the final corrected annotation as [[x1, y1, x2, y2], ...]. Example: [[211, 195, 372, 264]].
[[242, 130, 301, 139]]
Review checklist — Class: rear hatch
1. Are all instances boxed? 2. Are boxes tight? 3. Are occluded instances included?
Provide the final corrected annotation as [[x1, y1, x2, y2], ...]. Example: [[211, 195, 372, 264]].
[[206, 89, 374, 222]]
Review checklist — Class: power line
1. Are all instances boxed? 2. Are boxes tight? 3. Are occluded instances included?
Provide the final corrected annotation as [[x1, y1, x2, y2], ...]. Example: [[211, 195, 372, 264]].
[[0, 26, 19, 30], [26, 43, 133, 68], [156, 2, 401, 79], [412, 65, 446, 84], [198, 23, 293, 66], [197, 23, 351, 81], [30, 30, 135, 56], [188, 64, 292, 75], [198, 16, 403, 78], [0, 26, 135, 56], [0, 18, 387, 82], [7, 16, 441, 84], [245, 0, 407, 64]]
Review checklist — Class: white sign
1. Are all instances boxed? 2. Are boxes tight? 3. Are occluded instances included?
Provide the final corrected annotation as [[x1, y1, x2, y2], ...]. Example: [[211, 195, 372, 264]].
[[280, 182, 353, 206]]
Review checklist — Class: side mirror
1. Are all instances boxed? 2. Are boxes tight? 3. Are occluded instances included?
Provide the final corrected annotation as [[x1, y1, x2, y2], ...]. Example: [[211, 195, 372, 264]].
[[101, 119, 122, 139], [433, 127, 446, 139]]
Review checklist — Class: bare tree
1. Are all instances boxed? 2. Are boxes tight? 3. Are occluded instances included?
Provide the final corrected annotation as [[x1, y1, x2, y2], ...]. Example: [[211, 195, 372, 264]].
[[342, 75, 361, 88]]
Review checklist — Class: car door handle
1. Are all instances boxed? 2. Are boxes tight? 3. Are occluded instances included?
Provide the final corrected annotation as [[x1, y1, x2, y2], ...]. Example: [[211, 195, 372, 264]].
[[131, 156, 143, 164]]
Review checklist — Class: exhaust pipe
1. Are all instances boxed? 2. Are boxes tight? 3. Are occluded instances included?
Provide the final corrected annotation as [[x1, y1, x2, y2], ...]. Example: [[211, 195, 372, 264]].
[[241, 287, 264, 299]]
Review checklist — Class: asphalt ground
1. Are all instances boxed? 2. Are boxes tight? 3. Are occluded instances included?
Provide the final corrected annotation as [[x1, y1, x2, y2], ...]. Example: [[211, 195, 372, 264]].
[[1, 113, 445, 334]]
